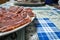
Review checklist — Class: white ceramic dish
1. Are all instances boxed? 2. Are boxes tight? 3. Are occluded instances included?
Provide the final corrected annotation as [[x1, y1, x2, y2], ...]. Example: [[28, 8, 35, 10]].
[[0, 16, 35, 36], [0, 2, 35, 36]]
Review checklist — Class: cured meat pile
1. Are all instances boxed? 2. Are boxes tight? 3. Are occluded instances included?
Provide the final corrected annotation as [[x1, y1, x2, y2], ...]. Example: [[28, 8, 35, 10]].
[[0, 6, 35, 32]]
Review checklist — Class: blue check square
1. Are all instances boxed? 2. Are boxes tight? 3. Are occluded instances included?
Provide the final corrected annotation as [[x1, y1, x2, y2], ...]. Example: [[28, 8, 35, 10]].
[[47, 23, 56, 27]]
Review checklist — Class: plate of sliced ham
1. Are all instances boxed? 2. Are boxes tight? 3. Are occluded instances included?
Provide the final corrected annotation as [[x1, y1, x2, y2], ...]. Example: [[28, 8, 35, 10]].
[[0, 6, 35, 36]]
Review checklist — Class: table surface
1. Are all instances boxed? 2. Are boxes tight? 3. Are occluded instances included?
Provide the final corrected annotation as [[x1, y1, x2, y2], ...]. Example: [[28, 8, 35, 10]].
[[0, 2, 60, 40], [25, 5, 60, 40]]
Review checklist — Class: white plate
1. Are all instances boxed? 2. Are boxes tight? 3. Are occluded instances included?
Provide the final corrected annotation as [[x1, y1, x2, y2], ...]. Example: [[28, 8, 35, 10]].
[[0, 17, 35, 36], [0, 10, 35, 36]]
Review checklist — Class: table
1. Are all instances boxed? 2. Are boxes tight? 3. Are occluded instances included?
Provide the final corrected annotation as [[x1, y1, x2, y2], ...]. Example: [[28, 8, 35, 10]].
[[30, 6, 60, 40], [0, 2, 60, 40], [25, 5, 60, 40]]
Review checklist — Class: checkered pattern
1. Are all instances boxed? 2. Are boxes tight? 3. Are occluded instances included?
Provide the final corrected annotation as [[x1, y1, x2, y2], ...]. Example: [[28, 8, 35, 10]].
[[26, 6, 60, 40], [53, 9, 60, 14], [34, 18, 60, 40]]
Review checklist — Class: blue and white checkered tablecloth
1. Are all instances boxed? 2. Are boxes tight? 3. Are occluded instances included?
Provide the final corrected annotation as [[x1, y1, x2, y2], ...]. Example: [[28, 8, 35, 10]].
[[25, 6, 60, 40], [34, 18, 60, 40]]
